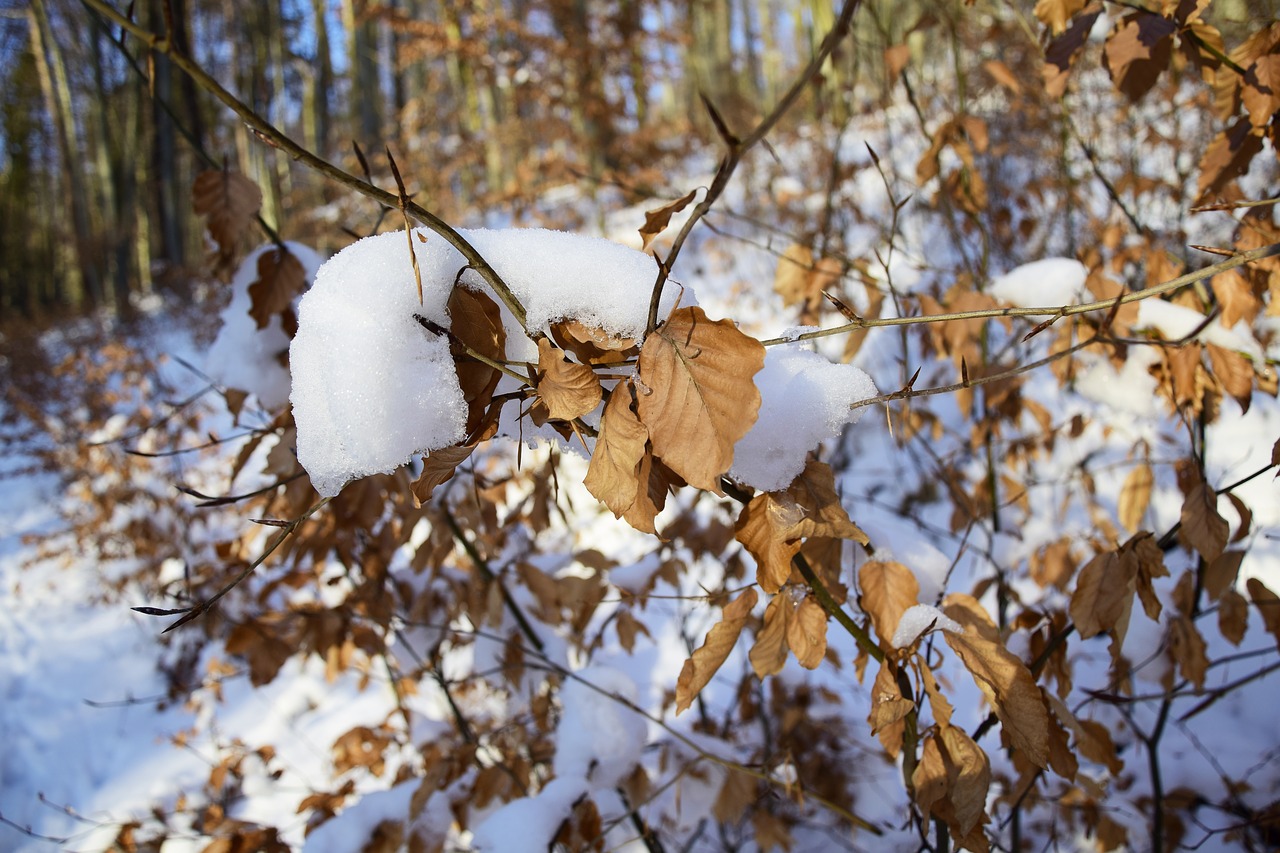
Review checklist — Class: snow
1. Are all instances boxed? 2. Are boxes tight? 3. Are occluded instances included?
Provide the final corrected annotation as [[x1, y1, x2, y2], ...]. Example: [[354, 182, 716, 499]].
[[891, 604, 962, 649], [1134, 298, 1264, 360], [987, 258, 1089, 308], [730, 344, 878, 492], [553, 666, 647, 788], [471, 776, 588, 852], [206, 242, 326, 410], [290, 228, 683, 497]]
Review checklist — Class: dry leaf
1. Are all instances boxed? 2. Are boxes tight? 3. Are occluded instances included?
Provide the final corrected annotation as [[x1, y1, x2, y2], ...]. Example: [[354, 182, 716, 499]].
[[913, 734, 948, 817], [1118, 461, 1153, 533], [639, 189, 697, 251], [1070, 548, 1137, 641], [945, 627, 1051, 768], [1241, 54, 1280, 130], [549, 319, 637, 365], [411, 444, 476, 507], [939, 724, 991, 836], [584, 382, 649, 520], [868, 659, 913, 757], [749, 594, 791, 678], [675, 588, 758, 714], [712, 769, 756, 824], [636, 306, 764, 493], [785, 596, 828, 669], [1180, 479, 1228, 563], [1246, 577, 1280, 648], [1102, 12, 1176, 101], [449, 287, 507, 435], [942, 593, 1000, 644], [920, 658, 954, 728], [884, 43, 912, 86], [192, 169, 262, 256], [247, 248, 306, 330], [1218, 588, 1249, 645], [1206, 344, 1253, 413], [1205, 550, 1244, 601], [536, 338, 602, 422], [1196, 119, 1264, 203], [1043, 9, 1102, 98], [621, 452, 674, 535], [982, 59, 1023, 94], [773, 243, 815, 310], [1034, 0, 1088, 35], [859, 561, 920, 648], [1167, 615, 1209, 690]]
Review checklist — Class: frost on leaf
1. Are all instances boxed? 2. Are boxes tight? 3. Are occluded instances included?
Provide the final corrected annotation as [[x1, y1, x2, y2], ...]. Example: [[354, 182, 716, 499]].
[[636, 306, 764, 493], [192, 169, 262, 259], [535, 338, 602, 422], [945, 627, 1051, 769], [675, 588, 757, 715]]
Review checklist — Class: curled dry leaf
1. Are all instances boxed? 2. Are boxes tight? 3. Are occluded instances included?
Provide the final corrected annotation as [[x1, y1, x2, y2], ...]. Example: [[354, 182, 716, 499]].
[[192, 169, 262, 256], [639, 188, 698, 252], [1043, 9, 1102, 99], [939, 724, 991, 837], [1167, 615, 1209, 690], [859, 561, 920, 649], [583, 382, 649, 520], [945, 627, 1051, 769], [1246, 577, 1280, 649], [247, 248, 306, 331], [1180, 479, 1229, 563], [1218, 588, 1249, 646], [636, 306, 764, 493], [1069, 531, 1167, 646], [785, 596, 828, 669], [549, 319, 637, 365], [748, 593, 791, 678], [536, 338, 602, 422], [449, 287, 507, 435], [1206, 343, 1253, 413], [868, 658, 913, 757], [675, 588, 757, 715]]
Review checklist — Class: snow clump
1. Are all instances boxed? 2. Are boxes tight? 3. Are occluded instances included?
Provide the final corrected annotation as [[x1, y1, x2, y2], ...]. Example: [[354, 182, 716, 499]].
[[891, 603, 962, 649]]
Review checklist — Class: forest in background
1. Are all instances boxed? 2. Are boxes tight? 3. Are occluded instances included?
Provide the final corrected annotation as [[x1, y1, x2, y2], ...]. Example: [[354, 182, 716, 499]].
[[4, 0, 1280, 851]]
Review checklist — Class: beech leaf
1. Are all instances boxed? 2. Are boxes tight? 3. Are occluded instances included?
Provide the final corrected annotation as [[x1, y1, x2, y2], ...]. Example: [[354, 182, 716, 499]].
[[246, 247, 306, 331], [1102, 12, 1176, 102], [636, 306, 764, 493], [748, 594, 791, 678], [939, 724, 991, 836], [639, 189, 698, 251], [449, 287, 507, 435], [859, 561, 920, 648], [868, 659, 913, 757], [1180, 480, 1229, 563], [536, 338, 602, 422], [1246, 577, 1280, 649], [584, 382, 650, 519], [549, 319, 637, 365], [675, 588, 757, 715], [945, 627, 1051, 768], [192, 169, 262, 256], [785, 596, 828, 669], [411, 444, 478, 507], [1118, 461, 1153, 533]]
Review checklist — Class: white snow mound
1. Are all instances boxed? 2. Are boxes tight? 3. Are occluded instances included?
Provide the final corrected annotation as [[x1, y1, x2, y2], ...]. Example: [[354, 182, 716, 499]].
[[988, 258, 1088, 308], [891, 603, 962, 649]]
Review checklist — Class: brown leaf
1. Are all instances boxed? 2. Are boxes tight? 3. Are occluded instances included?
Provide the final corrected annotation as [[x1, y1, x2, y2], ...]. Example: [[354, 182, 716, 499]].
[[636, 307, 764, 493], [712, 769, 756, 824], [621, 452, 674, 535], [942, 593, 1000, 644], [1168, 615, 1209, 690], [549, 319, 638, 366], [1045, 701, 1080, 781], [1212, 269, 1261, 328], [939, 724, 991, 836], [584, 382, 649, 520], [773, 244, 814, 310], [247, 248, 306, 330], [1034, 0, 1088, 34], [449, 287, 507, 435], [1043, 9, 1102, 98], [675, 588, 757, 714], [536, 338, 602, 422], [1205, 550, 1244, 602], [859, 561, 920, 648], [1133, 532, 1170, 622], [1196, 119, 1265, 204], [1180, 479, 1228, 563], [1246, 577, 1280, 648], [884, 43, 912, 87], [192, 169, 262, 256], [945, 627, 1051, 768], [1103, 12, 1176, 101], [1241, 54, 1280, 130], [982, 59, 1024, 95], [1218, 588, 1249, 645], [913, 734, 948, 817], [1118, 461, 1153, 533], [1206, 343, 1253, 413], [411, 444, 476, 507], [639, 189, 697, 251], [749, 594, 791, 678], [920, 658, 954, 728], [1070, 548, 1137, 641], [786, 596, 828, 669], [868, 659, 913, 757], [1227, 492, 1254, 543]]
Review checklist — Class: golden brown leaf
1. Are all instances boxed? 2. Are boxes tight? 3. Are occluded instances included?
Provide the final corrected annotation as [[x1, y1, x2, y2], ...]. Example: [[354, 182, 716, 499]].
[[913, 734, 948, 817], [860, 561, 920, 648], [1212, 269, 1261, 328], [1196, 119, 1265, 203], [1070, 549, 1137, 641], [920, 658, 954, 729], [942, 592, 1000, 644], [1218, 588, 1249, 646], [1206, 343, 1253, 413], [449, 287, 507, 435], [1044, 701, 1080, 781], [1205, 550, 1244, 602], [712, 769, 756, 824], [584, 382, 649, 519], [748, 594, 791, 678], [982, 59, 1024, 95], [636, 306, 764, 493], [411, 444, 476, 507], [1132, 532, 1169, 622], [620, 452, 673, 535], [945, 628, 1051, 768], [247, 248, 306, 330], [773, 243, 814, 309], [638, 189, 697, 251], [1103, 12, 1176, 102], [1043, 9, 1102, 98], [1168, 615, 1209, 690], [1181, 479, 1229, 563], [1241, 54, 1280, 130], [785, 596, 828, 669], [192, 169, 262, 256], [549, 319, 637, 365], [1246, 577, 1280, 648], [939, 724, 991, 836], [868, 661, 913, 758], [1034, 0, 1087, 35], [1118, 461, 1153, 533], [675, 588, 758, 715], [536, 338, 602, 422]]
